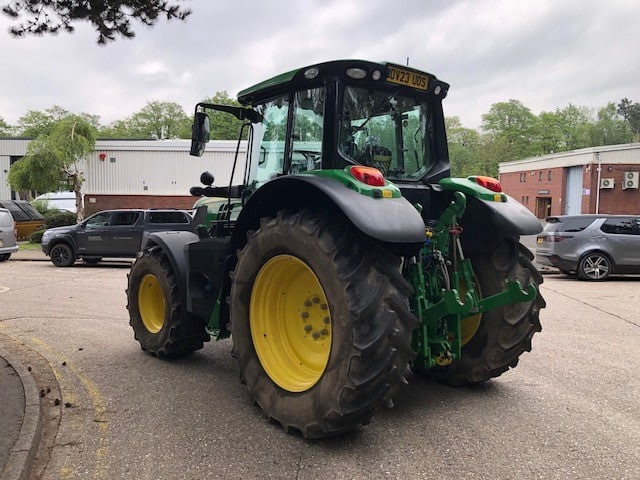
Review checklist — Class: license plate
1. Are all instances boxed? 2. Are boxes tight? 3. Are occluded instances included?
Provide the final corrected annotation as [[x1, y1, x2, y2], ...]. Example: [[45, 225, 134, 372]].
[[536, 237, 543, 244], [386, 66, 429, 91]]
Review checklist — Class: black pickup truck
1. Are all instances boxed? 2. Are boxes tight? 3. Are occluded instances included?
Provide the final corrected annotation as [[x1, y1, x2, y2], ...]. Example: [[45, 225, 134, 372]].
[[41, 209, 195, 267]]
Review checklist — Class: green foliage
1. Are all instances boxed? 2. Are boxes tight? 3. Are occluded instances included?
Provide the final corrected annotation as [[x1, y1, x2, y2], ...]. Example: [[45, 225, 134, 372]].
[[29, 229, 44, 243], [8, 115, 95, 222], [617, 98, 640, 140], [0, 116, 12, 136], [2, 0, 191, 44], [44, 210, 77, 228], [16, 106, 100, 137], [200, 91, 248, 140], [99, 100, 190, 139]]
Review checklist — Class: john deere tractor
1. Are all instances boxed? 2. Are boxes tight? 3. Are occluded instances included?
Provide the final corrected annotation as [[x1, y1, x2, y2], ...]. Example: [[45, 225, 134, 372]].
[[127, 60, 545, 438]]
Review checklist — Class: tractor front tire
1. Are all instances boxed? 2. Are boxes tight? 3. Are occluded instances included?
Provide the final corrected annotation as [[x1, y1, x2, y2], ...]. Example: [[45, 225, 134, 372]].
[[431, 238, 544, 385], [127, 247, 209, 358], [230, 210, 417, 438]]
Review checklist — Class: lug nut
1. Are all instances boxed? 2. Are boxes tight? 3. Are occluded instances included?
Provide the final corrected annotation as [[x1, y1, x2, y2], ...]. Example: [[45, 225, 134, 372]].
[[312, 332, 320, 340], [312, 297, 320, 303], [304, 300, 312, 307], [304, 325, 312, 332], [321, 303, 328, 310], [323, 317, 330, 324], [301, 312, 309, 319], [320, 329, 328, 336]]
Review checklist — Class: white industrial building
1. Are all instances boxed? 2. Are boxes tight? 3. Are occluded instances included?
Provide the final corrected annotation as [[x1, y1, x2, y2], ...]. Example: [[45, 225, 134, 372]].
[[0, 139, 247, 214]]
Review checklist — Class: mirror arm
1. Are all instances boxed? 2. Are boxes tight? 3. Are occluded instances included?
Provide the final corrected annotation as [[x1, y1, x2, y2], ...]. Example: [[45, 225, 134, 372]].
[[195, 102, 263, 123]]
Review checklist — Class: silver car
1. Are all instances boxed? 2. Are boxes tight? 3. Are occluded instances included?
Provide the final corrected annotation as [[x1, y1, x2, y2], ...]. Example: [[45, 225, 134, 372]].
[[536, 215, 640, 280], [0, 208, 19, 262]]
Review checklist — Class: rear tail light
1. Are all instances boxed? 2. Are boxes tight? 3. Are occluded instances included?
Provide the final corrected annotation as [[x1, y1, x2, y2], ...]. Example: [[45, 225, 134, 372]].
[[546, 235, 573, 242], [349, 166, 386, 187], [469, 176, 502, 193]]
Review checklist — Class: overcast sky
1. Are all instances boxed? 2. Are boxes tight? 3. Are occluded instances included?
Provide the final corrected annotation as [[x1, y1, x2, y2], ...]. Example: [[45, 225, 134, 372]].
[[1, 0, 639, 130]]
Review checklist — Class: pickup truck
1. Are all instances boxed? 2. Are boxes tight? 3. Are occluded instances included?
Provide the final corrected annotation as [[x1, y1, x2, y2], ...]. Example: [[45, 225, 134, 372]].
[[41, 209, 195, 267]]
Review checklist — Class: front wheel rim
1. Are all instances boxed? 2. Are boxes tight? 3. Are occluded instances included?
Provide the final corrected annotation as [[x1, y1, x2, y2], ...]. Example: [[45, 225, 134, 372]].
[[250, 255, 332, 393], [138, 273, 166, 333]]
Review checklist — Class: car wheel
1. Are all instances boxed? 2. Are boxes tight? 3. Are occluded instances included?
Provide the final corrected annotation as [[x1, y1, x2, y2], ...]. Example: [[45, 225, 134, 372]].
[[578, 252, 611, 281], [50, 243, 75, 267], [0, 253, 10, 262]]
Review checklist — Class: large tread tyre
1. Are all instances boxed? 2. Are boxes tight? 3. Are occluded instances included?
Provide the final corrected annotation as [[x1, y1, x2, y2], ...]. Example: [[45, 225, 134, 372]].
[[127, 247, 210, 358], [230, 210, 417, 438], [430, 238, 544, 386], [50, 243, 75, 267]]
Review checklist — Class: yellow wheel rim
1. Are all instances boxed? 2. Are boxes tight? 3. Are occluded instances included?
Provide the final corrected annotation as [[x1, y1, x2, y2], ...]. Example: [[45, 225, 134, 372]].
[[459, 277, 482, 347], [138, 273, 166, 334], [250, 255, 332, 393]]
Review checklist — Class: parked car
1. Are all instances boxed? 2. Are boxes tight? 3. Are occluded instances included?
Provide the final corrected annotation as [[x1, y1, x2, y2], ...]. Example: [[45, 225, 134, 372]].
[[41, 209, 195, 267], [536, 214, 640, 280], [0, 207, 19, 261]]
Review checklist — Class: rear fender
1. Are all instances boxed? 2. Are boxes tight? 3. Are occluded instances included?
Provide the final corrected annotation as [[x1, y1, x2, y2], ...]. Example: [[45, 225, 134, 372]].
[[458, 195, 542, 253], [231, 175, 427, 255]]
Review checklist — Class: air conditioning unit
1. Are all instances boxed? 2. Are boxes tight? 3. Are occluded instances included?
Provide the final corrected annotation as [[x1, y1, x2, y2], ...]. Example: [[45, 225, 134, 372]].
[[622, 171, 639, 190], [600, 178, 614, 189]]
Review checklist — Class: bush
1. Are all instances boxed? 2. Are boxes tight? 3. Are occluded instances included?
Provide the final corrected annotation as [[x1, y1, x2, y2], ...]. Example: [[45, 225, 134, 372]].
[[44, 210, 76, 229], [29, 229, 45, 243]]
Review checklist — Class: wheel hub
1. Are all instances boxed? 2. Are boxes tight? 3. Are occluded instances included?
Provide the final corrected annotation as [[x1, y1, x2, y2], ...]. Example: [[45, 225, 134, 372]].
[[138, 273, 166, 333], [250, 255, 332, 393]]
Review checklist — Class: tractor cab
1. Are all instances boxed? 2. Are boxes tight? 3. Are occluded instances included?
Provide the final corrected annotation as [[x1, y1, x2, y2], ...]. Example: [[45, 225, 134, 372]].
[[190, 60, 452, 196]]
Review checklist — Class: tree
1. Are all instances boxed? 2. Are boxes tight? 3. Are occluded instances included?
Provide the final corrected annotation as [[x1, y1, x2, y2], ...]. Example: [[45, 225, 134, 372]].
[[2, 0, 191, 44], [617, 98, 640, 141], [16, 106, 100, 137], [588, 103, 631, 146], [481, 99, 539, 159], [118, 100, 191, 139], [200, 91, 248, 140], [0, 116, 12, 136], [445, 116, 481, 177], [8, 115, 96, 221]]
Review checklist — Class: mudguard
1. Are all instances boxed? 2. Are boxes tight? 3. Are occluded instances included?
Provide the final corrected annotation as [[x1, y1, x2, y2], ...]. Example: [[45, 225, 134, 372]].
[[142, 230, 200, 301], [231, 175, 427, 251], [459, 194, 542, 253]]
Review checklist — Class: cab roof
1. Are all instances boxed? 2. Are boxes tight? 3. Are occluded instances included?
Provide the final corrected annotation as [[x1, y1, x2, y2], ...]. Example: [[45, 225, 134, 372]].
[[237, 59, 449, 106]]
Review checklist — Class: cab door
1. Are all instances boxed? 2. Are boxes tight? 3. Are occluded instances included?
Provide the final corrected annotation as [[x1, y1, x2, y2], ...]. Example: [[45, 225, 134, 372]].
[[108, 211, 143, 254], [76, 212, 113, 255]]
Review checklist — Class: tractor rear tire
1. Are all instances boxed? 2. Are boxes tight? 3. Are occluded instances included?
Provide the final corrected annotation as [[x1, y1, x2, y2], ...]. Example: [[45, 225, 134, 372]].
[[430, 238, 544, 385], [230, 210, 417, 438], [127, 246, 209, 358]]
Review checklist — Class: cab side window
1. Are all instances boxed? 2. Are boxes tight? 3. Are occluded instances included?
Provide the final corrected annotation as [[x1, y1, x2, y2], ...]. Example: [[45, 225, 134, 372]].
[[251, 95, 290, 185], [600, 217, 635, 235], [290, 88, 324, 173], [112, 212, 140, 226], [85, 212, 112, 229]]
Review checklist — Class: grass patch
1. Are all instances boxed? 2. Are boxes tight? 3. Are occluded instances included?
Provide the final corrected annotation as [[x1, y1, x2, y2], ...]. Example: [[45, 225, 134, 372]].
[[18, 241, 42, 251]]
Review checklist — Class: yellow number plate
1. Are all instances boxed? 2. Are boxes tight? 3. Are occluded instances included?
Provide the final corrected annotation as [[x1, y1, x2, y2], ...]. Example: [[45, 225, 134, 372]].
[[386, 67, 429, 91]]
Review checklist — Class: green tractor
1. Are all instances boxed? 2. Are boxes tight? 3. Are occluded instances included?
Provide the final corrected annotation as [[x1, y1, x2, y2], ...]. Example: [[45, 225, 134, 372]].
[[127, 60, 545, 438]]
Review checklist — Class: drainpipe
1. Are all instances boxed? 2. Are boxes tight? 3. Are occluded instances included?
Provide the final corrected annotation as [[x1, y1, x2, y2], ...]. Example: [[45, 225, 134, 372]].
[[594, 152, 601, 214]]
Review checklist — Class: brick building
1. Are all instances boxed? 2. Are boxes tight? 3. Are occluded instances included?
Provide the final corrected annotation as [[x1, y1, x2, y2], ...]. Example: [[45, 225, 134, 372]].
[[499, 143, 640, 218]]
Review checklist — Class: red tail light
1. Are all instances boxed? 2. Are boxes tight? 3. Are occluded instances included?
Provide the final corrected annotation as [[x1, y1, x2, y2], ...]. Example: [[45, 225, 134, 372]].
[[350, 166, 385, 187], [470, 176, 502, 193]]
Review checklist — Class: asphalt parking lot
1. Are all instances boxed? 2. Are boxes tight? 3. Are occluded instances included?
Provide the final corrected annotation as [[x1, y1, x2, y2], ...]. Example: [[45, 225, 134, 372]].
[[1, 248, 639, 479]]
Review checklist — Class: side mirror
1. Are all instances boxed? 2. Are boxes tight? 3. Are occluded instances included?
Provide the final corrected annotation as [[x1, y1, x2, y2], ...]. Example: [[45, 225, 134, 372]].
[[190, 112, 210, 157]]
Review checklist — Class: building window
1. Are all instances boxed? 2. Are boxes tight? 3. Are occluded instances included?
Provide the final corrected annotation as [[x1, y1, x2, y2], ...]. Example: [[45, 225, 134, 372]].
[[548, 170, 552, 181], [538, 171, 543, 181]]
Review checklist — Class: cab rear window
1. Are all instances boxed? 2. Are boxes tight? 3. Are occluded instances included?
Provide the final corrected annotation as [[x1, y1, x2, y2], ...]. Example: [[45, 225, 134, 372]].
[[148, 211, 190, 224]]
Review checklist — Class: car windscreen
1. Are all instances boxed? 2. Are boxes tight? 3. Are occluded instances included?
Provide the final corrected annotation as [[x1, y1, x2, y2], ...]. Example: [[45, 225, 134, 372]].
[[543, 217, 596, 233]]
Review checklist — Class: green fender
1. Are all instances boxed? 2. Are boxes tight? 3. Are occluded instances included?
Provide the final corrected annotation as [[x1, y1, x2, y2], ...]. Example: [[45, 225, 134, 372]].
[[231, 174, 427, 254]]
